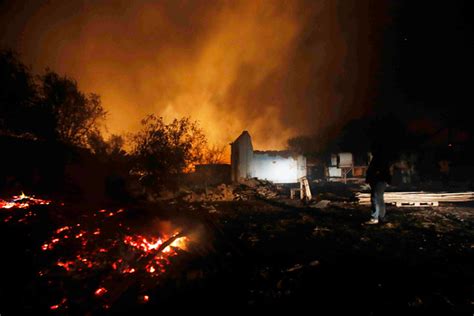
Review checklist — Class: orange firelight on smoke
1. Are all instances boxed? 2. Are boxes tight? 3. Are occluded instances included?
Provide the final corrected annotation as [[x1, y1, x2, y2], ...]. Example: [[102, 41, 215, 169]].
[[3, 0, 383, 152]]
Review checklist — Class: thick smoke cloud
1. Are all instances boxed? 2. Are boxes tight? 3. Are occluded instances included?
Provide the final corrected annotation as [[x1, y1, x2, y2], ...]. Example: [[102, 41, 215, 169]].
[[0, 0, 387, 149]]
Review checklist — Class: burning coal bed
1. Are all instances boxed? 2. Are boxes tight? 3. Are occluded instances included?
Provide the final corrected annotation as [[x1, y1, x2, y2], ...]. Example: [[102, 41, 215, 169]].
[[0, 193, 196, 313]]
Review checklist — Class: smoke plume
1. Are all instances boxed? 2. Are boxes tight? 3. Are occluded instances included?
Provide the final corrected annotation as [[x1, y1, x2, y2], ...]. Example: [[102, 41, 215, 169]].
[[0, 0, 387, 149]]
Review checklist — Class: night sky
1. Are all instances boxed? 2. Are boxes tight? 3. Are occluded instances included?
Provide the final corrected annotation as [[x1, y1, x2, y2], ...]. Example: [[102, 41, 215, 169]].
[[376, 1, 473, 128], [0, 0, 473, 147]]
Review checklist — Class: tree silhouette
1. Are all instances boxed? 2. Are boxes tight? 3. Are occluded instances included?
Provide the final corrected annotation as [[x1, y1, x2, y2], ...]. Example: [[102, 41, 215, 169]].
[[0, 50, 38, 136], [201, 144, 227, 164], [131, 115, 207, 188], [38, 71, 106, 147], [88, 131, 126, 157], [1, 49, 107, 148]]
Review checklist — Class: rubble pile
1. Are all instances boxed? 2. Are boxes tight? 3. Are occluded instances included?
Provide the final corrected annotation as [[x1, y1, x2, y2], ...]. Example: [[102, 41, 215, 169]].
[[234, 178, 281, 200], [181, 178, 282, 202], [183, 184, 237, 202]]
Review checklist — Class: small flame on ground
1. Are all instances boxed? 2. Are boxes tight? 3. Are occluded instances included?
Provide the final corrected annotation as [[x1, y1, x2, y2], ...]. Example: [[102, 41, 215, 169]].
[[124, 235, 163, 252]]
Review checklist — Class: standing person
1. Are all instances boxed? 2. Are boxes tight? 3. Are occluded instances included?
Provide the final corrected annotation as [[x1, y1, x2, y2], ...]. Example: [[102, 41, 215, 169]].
[[365, 150, 392, 224]]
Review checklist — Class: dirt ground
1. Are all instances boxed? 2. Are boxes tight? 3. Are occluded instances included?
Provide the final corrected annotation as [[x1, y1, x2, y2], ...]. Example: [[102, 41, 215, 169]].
[[203, 198, 473, 315], [0, 194, 473, 315]]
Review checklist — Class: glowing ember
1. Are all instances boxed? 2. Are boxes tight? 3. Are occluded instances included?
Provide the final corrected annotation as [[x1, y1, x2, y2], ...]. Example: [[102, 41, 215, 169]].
[[49, 298, 66, 310], [142, 295, 150, 303], [56, 226, 70, 234], [95, 287, 107, 296], [2, 197, 191, 311], [57, 261, 75, 271], [38, 204, 189, 307], [0, 202, 15, 209], [0, 193, 51, 210], [120, 233, 189, 275], [123, 235, 163, 252]]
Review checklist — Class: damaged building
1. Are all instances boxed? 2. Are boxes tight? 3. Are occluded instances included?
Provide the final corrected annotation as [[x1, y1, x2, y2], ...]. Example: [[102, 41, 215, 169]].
[[231, 131, 307, 183]]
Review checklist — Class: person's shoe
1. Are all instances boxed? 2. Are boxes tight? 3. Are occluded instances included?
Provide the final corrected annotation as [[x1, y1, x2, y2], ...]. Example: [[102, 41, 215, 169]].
[[364, 218, 379, 225]]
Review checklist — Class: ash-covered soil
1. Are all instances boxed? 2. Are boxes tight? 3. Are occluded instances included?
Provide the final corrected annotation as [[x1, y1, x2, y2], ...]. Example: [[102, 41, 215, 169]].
[[208, 199, 473, 315]]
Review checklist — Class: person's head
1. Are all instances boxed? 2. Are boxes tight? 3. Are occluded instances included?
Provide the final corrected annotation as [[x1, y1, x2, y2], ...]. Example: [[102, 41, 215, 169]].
[[370, 141, 384, 157], [371, 143, 396, 164]]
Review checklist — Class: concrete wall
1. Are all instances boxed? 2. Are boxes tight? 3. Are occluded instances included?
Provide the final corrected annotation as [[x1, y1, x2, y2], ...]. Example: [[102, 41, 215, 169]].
[[231, 131, 307, 183], [252, 153, 306, 183], [231, 131, 254, 182]]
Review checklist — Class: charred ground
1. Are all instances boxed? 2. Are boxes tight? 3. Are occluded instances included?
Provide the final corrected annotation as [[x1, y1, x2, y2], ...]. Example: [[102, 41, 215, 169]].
[[1, 184, 472, 315]]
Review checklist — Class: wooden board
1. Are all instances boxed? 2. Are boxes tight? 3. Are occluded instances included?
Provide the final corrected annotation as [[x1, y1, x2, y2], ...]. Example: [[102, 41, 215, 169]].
[[394, 201, 439, 207], [356, 191, 474, 207]]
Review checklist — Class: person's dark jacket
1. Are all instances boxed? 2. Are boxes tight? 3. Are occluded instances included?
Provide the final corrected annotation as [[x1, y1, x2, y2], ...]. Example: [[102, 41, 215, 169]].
[[366, 155, 391, 185]]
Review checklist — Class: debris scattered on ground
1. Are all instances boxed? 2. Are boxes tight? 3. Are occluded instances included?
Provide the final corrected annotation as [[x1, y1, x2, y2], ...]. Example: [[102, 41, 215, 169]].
[[310, 199, 331, 209], [202, 203, 218, 213], [2, 183, 473, 314], [236, 178, 281, 200], [180, 178, 281, 202], [312, 226, 331, 237], [182, 184, 236, 202], [286, 264, 304, 272]]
